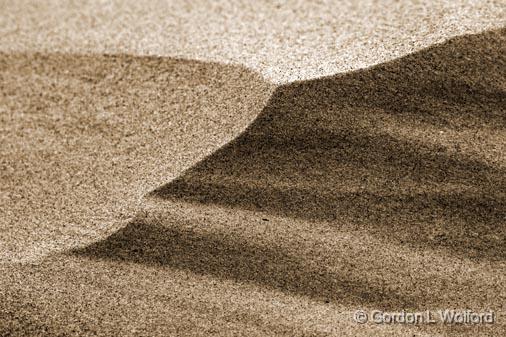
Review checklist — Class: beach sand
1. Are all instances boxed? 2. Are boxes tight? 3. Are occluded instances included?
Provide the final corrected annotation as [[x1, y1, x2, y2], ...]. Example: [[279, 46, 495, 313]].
[[1, 1, 505, 336]]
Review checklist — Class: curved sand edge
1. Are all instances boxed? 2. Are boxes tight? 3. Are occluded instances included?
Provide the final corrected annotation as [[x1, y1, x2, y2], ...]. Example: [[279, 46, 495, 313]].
[[0, 53, 274, 262]]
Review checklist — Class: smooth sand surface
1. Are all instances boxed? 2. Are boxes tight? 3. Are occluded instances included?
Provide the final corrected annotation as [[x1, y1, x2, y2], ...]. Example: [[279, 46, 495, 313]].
[[1, 1, 505, 336]]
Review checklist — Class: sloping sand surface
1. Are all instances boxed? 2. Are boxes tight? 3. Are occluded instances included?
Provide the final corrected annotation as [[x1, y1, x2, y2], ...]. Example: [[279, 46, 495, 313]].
[[1, 29, 504, 336], [0, 53, 273, 261], [152, 29, 506, 261]]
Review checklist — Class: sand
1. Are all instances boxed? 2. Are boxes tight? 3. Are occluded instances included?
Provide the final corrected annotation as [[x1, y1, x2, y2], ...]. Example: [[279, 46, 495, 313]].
[[1, 1, 505, 336], [0, 53, 273, 262], [1, 0, 505, 83]]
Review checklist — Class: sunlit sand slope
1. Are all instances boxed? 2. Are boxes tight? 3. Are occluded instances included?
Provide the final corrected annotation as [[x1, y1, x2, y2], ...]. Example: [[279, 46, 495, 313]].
[[0, 53, 273, 262]]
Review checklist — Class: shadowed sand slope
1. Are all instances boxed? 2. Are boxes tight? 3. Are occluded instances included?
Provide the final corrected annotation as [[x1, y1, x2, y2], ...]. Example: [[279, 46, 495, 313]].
[[149, 28, 506, 260], [0, 53, 274, 261]]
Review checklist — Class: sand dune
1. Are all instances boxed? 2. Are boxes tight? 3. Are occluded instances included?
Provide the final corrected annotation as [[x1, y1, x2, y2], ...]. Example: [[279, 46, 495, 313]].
[[151, 28, 506, 260], [1, 29, 504, 336]]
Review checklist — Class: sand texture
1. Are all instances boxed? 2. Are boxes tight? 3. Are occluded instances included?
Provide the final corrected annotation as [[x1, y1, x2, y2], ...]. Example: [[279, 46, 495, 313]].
[[1, 1, 505, 336], [1, 0, 505, 83], [0, 53, 273, 262]]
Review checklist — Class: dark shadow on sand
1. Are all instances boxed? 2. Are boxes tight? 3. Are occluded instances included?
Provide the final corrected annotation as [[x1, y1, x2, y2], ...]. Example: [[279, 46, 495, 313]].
[[151, 28, 506, 260]]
